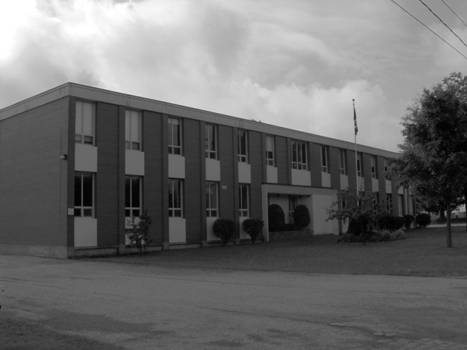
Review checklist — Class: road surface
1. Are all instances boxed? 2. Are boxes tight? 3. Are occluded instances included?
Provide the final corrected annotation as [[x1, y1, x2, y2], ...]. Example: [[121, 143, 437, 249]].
[[1, 255, 466, 349]]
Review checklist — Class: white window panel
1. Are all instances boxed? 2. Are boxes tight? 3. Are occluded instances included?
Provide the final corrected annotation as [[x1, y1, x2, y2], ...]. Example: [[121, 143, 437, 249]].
[[75, 101, 95, 145]]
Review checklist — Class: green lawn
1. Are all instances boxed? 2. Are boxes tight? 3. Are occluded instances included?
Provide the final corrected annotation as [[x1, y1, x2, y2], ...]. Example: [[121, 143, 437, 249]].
[[97, 226, 467, 277]]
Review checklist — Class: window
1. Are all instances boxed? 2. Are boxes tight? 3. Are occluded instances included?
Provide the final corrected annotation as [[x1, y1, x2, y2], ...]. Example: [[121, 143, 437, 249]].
[[357, 193, 363, 208], [125, 110, 142, 150], [373, 193, 380, 210], [265, 135, 275, 166], [399, 194, 405, 216], [75, 101, 95, 145], [357, 152, 363, 177], [205, 182, 219, 217], [125, 176, 142, 218], [74, 172, 95, 217], [339, 149, 348, 175], [370, 156, 378, 178], [321, 145, 330, 173], [383, 159, 391, 179], [238, 184, 250, 217], [205, 124, 217, 159], [168, 179, 184, 217], [340, 198, 347, 210], [386, 193, 393, 213], [238, 129, 249, 162], [168, 118, 182, 155], [291, 140, 308, 170]]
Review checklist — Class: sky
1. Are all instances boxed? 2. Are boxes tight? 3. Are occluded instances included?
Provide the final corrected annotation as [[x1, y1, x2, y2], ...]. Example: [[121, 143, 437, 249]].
[[1, 0, 467, 151]]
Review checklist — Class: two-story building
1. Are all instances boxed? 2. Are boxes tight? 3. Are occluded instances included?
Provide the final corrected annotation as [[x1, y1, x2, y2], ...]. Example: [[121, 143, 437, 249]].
[[0, 83, 413, 258]]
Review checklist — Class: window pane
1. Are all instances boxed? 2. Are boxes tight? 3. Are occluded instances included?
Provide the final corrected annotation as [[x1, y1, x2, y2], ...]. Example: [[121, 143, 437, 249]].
[[168, 182, 173, 209], [75, 110, 83, 137], [211, 184, 217, 209], [168, 123, 173, 149], [266, 136, 273, 152], [125, 177, 131, 208], [82, 103, 94, 137], [132, 177, 140, 208], [205, 186, 210, 210], [74, 175, 82, 207], [82, 174, 93, 207], [125, 113, 131, 143], [75, 102, 84, 135], [131, 112, 141, 143], [174, 181, 180, 208]]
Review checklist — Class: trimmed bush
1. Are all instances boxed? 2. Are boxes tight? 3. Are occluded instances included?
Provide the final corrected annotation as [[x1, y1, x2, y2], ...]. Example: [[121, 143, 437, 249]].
[[415, 213, 431, 228], [403, 214, 414, 230], [293, 205, 310, 229], [393, 216, 405, 230], [377, 215, 405, 231], [268, 204, 285, 232], [242, 218, 264, 243], [213, 218, 235, 245], [348, 214, 370, 235], [377, 215, 394, 231]]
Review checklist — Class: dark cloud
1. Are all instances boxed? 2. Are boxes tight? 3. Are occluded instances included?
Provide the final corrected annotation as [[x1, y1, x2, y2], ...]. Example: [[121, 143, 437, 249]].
[[1, 0, 466, 151]]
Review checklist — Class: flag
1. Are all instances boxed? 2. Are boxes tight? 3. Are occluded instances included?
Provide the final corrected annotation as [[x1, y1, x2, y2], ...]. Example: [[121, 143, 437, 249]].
[[353, 99, 358, 135]]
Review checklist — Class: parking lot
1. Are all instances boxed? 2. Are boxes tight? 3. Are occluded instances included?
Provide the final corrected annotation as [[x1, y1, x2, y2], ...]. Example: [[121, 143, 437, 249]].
[[2, 227, 467, 349]]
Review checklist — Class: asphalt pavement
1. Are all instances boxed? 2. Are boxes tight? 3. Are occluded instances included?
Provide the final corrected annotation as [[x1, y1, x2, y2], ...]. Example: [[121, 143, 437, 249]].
[[1, 255, 467, 349]]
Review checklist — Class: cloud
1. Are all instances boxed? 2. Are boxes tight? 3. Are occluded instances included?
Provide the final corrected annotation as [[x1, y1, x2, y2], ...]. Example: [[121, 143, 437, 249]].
[[1, 0, 465, 152]]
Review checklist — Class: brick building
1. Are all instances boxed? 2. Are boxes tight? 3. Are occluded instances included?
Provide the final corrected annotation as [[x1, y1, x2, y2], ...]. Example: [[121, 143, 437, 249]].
[[0, 83, 413, 257]]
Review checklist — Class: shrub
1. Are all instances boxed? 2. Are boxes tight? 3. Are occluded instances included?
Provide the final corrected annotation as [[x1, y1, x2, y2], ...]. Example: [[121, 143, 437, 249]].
[[293, 205, 310, 229], [377, 215, 405, 231], [242, 218, 264, 243], [268, 204, 285, 232], [403, 214, 414, 230], [393, 216, 406, 230], [415, 213, 431, 228], [377, 214, 394, 231], [348, 213, 370, 235], [213, 218, 235, 245]]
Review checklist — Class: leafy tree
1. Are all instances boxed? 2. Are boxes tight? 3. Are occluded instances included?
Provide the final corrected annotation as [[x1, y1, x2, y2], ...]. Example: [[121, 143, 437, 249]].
[[328, 190, 382, 235], [127, 210, 152, 255], [397, 73, 467, 247]]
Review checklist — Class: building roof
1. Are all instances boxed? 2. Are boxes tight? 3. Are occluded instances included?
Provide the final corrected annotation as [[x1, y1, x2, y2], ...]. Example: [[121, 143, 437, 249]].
[[0, 82, 399, 158]]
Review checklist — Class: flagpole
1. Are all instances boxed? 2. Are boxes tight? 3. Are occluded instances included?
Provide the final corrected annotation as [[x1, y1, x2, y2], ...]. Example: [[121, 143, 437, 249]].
[[353, 99, 358, 197]]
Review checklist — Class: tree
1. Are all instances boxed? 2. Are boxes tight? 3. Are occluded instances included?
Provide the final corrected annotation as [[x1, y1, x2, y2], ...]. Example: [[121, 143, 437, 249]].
[[127, 210, 152, 255], [328, 190, 382, 236], [397, 72, 467, 247]]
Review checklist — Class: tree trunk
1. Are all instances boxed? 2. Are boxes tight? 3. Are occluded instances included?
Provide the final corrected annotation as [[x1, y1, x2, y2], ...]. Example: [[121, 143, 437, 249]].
[[439, 209, 446, 222], [446, 208, 453, 248], [465, 189, 467, 232]]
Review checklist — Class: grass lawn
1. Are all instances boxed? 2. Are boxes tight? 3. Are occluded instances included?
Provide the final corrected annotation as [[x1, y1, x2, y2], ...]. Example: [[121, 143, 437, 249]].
[[97, 226, 467, 277], [1, 315, 124, 350]]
